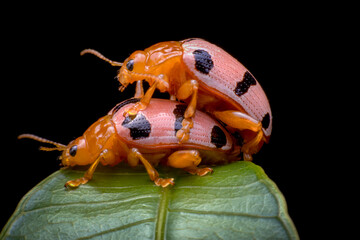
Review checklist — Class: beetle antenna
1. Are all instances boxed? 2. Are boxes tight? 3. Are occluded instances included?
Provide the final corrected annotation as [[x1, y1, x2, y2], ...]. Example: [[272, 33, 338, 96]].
[[80, 49, 123, 67], [18, 134, 67, 151]]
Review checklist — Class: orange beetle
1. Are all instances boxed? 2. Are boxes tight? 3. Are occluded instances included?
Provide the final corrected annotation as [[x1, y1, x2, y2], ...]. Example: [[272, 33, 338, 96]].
[[19, 98, 240, 188], [81, 39, 272, 160]]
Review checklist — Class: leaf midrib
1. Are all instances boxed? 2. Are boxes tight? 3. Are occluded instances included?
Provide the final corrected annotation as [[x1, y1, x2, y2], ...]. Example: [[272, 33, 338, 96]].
[[155, 187, 171, 240]]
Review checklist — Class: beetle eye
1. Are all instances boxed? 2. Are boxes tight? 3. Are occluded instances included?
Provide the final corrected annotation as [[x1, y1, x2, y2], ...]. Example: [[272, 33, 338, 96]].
[[126, 59, 134, 71], [69, 145, 77, 157]]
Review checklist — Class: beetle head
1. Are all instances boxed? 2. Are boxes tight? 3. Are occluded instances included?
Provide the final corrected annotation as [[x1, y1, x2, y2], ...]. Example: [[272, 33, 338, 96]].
[[60, 137, 93, 167], [18, 134, 93, 167], [80, 48, 149, 92], [117, 51, 147, 91]]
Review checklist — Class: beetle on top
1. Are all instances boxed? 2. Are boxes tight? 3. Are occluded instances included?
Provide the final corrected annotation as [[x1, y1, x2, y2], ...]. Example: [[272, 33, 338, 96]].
[[81, 39, 272, 161]]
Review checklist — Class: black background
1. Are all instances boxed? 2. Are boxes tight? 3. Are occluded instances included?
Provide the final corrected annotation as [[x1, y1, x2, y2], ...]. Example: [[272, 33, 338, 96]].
[[2, 5, 337, 239]]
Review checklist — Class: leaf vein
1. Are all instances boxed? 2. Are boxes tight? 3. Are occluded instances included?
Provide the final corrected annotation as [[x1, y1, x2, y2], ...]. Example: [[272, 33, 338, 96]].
[[175, 181, 260, 190], [23, 194, 159, 213], [77, 218, 156, 240], [65, 170, 148, 176], [155, 188, 170, 240], [51, 185, 153, 193], [168, 208, 278, 219]]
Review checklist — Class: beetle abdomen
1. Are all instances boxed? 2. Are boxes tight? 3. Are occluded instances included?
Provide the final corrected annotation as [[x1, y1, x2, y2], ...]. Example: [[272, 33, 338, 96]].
[[181, 39, 272, 137], [111, 99, 233, 151]]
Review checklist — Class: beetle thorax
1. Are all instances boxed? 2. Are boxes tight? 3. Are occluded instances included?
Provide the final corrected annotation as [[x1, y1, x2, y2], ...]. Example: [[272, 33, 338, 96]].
[[144, 41, 183, 67], [82, 115, 121, 164]]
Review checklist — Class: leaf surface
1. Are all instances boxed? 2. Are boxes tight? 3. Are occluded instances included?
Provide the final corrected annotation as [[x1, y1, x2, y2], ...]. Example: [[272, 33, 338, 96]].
[[1, 161, 298, 239]]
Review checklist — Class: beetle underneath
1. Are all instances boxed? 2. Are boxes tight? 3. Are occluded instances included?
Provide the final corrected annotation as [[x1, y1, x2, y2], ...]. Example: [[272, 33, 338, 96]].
[[19, 99, 241, 188]]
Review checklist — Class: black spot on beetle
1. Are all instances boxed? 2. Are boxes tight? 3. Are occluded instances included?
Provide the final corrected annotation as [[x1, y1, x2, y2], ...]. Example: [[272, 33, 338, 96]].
[[193, 49, 214, 74], [173, 104, 187, 135], [211, 126, 227, 148], [234, 71, 257, 96], [112, 98, 141, 115], [122, 112, 151, 140], [261, 113, 270, 130], [126, 59, 134, 71]]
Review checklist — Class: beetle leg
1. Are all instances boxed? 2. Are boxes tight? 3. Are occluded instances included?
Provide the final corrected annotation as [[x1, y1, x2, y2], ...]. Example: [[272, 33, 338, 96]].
[[176, 80, 199, 143], [134, 80, 144, 98], [212, 110, 264, 161], [128, 148, 174, 187], [241, 130, 264, 161], [167, 150, 213, 176], [125, 76, 168, 117], [64, 149, 111, 188], [125, 83, 156, 116]]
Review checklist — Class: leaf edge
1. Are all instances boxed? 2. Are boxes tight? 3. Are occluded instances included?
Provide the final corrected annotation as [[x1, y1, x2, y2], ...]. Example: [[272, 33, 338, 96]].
[[0, 171, 62, 239], [250, 162, 299, 240]]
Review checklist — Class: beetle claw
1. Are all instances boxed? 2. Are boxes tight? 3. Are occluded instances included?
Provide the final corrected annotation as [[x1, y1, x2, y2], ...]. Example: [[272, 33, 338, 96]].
[[176, 129, 190, 143], [64, 177, 89, 189], [185, 167, 213, 176], [154, 178, 175, 187]]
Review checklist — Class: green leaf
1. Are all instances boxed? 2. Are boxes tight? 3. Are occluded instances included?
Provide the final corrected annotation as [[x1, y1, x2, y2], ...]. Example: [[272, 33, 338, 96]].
[[1, 161, 298, 239]]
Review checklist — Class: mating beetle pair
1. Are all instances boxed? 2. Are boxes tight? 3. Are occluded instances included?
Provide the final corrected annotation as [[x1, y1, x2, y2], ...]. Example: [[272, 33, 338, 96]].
[[20, 38, 272, 187]]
